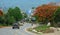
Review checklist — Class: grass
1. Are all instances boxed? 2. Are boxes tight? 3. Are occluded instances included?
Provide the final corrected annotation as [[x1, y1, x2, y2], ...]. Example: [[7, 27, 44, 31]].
[[34, 25, 50, 32], [27, 24, 50, 34]]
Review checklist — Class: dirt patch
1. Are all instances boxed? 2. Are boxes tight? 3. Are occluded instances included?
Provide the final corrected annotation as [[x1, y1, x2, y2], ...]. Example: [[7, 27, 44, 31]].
[[0, 26, 11, 28], [42, 28, 54, 33]]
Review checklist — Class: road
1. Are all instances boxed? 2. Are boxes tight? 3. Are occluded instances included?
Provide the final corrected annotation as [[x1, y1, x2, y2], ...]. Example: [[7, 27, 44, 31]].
[[0, 23, 37, 35]]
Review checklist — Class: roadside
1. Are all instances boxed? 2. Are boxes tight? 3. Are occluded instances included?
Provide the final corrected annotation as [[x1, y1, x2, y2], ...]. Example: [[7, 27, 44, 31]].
[[26, 24, 60, 35], [25, 24, 39, 35], [0, 26, 11, 28], [25, 24, 38, 35], [25, 28, 37, 35], [0, 26, 12, 28]]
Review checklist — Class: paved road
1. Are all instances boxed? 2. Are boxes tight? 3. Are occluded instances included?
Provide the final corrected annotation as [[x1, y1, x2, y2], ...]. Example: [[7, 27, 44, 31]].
[[0, 23, 36, 35]]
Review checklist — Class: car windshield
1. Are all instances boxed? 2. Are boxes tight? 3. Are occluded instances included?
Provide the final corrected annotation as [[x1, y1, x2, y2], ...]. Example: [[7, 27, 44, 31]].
[[13, 23, 19, 25]]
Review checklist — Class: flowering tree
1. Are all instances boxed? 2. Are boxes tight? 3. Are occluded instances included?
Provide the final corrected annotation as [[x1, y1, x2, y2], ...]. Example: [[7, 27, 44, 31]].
[[0, 10, 3, 16], [33, 5, 58, 24]]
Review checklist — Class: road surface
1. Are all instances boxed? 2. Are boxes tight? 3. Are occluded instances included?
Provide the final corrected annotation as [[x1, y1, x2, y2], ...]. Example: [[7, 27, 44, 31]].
[[0, 23, 37, 35]]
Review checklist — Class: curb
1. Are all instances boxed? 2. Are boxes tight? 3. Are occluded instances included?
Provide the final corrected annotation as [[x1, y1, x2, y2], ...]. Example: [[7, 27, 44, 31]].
[[25, 28, 38, 35]]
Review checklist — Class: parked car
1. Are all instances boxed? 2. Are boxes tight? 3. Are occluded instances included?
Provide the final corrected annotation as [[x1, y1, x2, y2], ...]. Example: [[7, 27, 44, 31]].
[[12, 23, 20, 29]]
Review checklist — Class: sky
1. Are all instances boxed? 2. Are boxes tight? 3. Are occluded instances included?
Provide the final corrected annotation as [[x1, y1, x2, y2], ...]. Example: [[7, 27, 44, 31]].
[[0, 0, 60, 13]]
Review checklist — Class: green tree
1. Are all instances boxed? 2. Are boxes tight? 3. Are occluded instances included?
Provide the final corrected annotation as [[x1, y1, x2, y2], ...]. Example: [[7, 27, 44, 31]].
[[13, 7, 23, 21], [50, 7, 60, 27], [8, 8, 14, 16], [0, 15, 7, 26], [0, 16, 3, 24], [6, 16, 16, 25], [8, 7, 23, 21], [54, 7, 60, 24]]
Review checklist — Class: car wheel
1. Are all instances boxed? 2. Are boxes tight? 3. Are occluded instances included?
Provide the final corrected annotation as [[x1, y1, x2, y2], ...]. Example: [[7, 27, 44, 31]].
[[12, 27, 14, 29]]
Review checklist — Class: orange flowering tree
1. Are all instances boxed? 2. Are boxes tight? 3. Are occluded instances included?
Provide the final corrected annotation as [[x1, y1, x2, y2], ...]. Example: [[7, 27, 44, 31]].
[[0, 10, 3, 16], [33, 5, 58, 24]]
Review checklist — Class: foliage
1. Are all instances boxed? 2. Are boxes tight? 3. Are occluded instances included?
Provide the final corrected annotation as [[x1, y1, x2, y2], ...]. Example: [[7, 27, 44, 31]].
[[0, 7, 25, 26], [0, 10, 3, 16], [7, 7, 23, 21], [14, 7, 23, 21], [6, 16, 16, 25], [0, 16, 4, 23], [54, 7, 60, 23], [33, 4, 58, 24]]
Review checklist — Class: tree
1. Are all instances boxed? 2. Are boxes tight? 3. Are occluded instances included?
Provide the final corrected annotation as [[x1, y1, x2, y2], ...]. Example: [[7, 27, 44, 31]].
[[33, 4, 58, 25], [0, 15, 8, 26], [0, 7, 23, 26], [8, 8, 14, 16], [8, 7, 23, 21], [0, 10, 3, 16], [13, 7, 23, 21], [0, 10, 4, 25], [6, 16, 16, 25], [0, 16, 3, 24], [54, 7, 60, 24]]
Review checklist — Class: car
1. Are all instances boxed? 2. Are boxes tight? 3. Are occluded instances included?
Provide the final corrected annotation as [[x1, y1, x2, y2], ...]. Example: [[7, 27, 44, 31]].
[[12, 23, 20, 29]]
